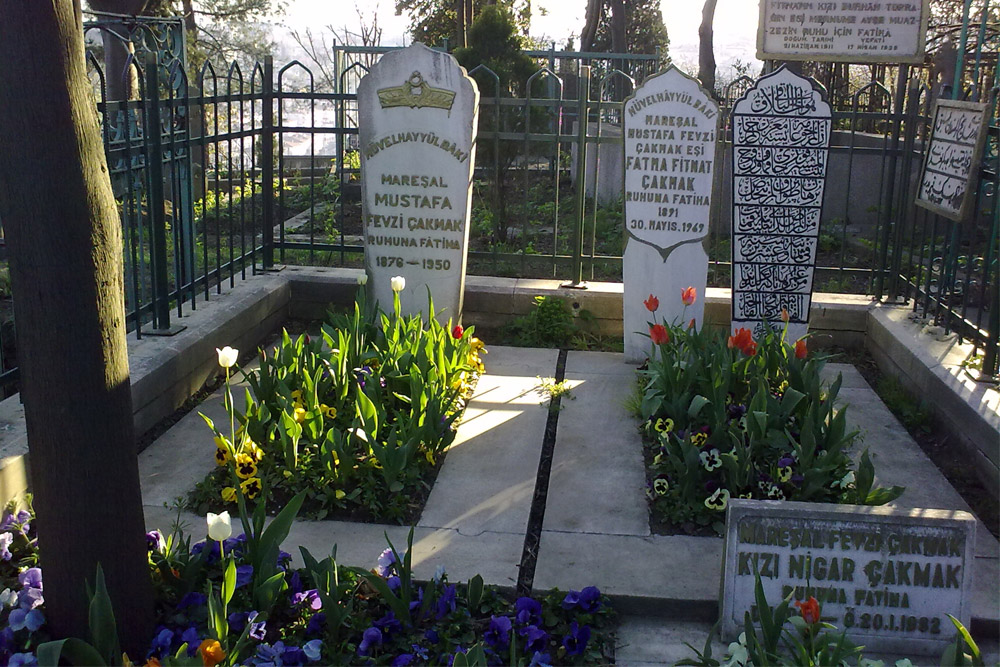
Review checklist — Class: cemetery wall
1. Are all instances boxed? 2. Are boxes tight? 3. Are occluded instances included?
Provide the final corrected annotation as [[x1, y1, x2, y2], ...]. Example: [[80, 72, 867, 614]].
[[0, 270, 994, 508]]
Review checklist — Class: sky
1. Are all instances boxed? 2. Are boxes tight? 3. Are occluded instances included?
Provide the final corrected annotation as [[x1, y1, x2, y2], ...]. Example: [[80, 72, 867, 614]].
[[277, 0, 762, 77]]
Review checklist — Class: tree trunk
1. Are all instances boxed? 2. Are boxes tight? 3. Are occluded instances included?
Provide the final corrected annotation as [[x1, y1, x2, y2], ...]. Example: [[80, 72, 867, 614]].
[[87, 0, 150, 101], [0, 0, 154, 656], [698, 0, 718, 98], [455, 0, 467, 48], [182, 0, 198, 35], [609, 0, 626, 53], [580, 0, 602, 52]]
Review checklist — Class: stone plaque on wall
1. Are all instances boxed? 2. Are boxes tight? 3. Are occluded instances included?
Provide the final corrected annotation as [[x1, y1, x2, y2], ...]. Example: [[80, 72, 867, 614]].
[[358, 44, 479, 320], [721, 500, 977, 655], [622, 66, 719, 363], [758, 0, 929, 63], [731, 67, 831, 343]]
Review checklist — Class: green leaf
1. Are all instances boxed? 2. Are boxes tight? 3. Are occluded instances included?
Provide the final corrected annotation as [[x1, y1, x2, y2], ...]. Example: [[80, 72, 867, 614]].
[[222, 557, 237, 606], [688, 395, 711, 418], [947, 614, 983, 665], [467, 574, 484, 611], [255, 571, 288, 611], [259, 490, 306, 559], [88, 564, 120, 666], [37, 638, 108, 667]]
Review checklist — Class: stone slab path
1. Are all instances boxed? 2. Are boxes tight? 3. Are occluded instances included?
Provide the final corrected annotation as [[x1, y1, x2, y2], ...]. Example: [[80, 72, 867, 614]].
[[138, 346, 999, 663]]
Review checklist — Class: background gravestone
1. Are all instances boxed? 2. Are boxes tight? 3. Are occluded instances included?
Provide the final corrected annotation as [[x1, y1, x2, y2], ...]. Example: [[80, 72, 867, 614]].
[[915, 99, 991, 222], [358, 44, 479, 321], [622, 66, 719, 363], [731, 67, 831, 343], [721, 500, 977, 655]]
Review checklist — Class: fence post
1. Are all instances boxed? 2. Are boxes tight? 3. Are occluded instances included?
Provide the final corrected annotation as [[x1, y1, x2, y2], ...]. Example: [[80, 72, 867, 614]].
[[261, 56, 275, 270], [143, 51, 173, 332], [565, 65, 590, 289]]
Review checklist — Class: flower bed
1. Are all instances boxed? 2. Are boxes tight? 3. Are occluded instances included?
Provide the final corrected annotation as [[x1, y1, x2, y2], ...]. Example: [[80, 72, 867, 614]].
[[189, 284, 486, 523], [0, 500, 615, 666], [636, 290, 903, 535]]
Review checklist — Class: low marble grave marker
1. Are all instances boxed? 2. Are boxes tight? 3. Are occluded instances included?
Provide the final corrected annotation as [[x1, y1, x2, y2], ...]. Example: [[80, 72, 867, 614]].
[[622, 66, 719, 362], [358, 44, 479, 320], [731, 67, 831, 343], [915, 99, 990, 222], [721, 500, 976, 655]]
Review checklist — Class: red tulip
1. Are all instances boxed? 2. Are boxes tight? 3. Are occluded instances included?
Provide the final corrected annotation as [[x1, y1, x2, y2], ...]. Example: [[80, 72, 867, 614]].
[[649, 323, 670, 345], [452, 325, 464, 339], [728, 327, 753, 353], [795, 338, 808, 359], [643, 294, 659, 312], [795, 596, 821, 625], [688, 318, 696, 330], [681, 286, 696, 306]]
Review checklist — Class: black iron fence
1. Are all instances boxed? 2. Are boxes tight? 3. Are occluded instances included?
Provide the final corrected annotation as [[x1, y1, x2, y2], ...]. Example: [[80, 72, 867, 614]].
[[0, 36, 995, 390]]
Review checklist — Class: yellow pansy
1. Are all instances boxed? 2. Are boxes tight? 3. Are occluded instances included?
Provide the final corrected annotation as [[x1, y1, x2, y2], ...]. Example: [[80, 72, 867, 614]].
[[245, 442, 265, 461], [235, 453, 258, 479], [240, 477, 262, 499], [653, 417, 674, 434], [293, 407, 307, 423], [335, 489, 346, 500], [214, 446, 230, 467], [221, 487, 237, 503], [291, 389, 303, 401], [320, 404, 337, 419]]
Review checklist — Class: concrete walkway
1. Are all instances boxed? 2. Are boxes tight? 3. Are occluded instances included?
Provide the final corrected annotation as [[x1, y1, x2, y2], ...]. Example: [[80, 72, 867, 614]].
[[138, 345, 999, 663]]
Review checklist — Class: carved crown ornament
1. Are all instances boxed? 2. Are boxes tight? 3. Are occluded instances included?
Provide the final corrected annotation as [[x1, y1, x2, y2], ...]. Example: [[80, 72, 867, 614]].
[[377, 71, 456, 111]]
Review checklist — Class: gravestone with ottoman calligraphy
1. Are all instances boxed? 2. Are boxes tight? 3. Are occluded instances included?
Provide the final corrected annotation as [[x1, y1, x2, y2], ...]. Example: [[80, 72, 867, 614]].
[[358, 44, 479, 320], [622, 66, 719, 362], [730, 66, 831, 343]]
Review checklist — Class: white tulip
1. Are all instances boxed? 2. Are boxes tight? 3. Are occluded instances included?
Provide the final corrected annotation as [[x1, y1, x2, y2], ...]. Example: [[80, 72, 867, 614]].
[[216, 346, 239, 369], [390, 275, 406, 292], [207, 511, 232, 541], [357, 273, 369, 285]]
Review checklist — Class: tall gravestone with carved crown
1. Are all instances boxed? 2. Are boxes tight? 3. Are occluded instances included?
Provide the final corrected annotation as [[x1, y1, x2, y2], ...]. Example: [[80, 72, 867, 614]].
[[622, 66, 720, 363], [358, 44, 479, 321], [730, 66, 831, 343]]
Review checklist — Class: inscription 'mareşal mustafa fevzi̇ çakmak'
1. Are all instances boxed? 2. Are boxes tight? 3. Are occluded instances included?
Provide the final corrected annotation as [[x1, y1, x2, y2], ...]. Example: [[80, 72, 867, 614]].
[[357, 45, 479, 319]]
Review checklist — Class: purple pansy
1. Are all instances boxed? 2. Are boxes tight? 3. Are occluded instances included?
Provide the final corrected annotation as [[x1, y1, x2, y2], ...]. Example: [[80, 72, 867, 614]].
[[514, 597, 542, 626], [305, 612, 326, 636], [561, 586, 601, 613], [483, 615, 511, 648], [375, 548, 396, 578], [176, 591, 207, 610], [528, 652, 552, 667], [18, 569, 41, 590], [8, 652, 37, 667], [302, 639, 322, 662], [235, 565, 254, 589], [145, 530, 165, 553], [358, 626, 383, 656], [562, 622, 591, 656], [391, 654, 415, 666], [520, 625, 548, 653], [435, 585, 457, 618], [8, 608, 44, 633]]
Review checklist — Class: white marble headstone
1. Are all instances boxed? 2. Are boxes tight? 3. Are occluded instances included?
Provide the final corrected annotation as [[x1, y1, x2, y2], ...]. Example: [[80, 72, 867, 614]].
[[622, 66, 719, 363], [731, 67, 831, 343], [358, 44, 479, 321]]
